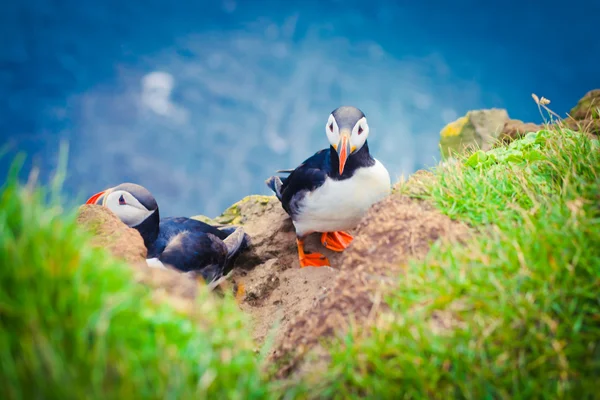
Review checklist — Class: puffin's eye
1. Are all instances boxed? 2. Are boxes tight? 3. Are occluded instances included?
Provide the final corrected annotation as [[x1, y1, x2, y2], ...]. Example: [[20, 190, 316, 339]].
[[118, 195, 126, 205], [358, 126, 364, 135], [329, 123, 334, 132]]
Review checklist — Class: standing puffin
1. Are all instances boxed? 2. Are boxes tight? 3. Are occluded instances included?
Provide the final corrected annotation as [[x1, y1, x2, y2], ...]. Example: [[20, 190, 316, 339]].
[[265, 106, 391, 268], [85, 183, 250, 289]]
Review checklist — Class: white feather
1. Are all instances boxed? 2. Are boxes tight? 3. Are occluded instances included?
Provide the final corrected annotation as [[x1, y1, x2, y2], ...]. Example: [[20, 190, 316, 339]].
[[146, 257, 168, 269], [293, 159, 391, 236]]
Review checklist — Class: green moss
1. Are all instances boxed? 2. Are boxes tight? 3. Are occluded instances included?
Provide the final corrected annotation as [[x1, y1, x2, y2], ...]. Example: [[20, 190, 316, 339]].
[[0, 156, 271, 400], [306, 127, 600, 399], [193, 195, 275, 226]]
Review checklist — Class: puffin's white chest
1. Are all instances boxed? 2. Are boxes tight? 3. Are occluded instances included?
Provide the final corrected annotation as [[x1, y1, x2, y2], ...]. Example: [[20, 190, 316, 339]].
[[293, 159, 391, 236]]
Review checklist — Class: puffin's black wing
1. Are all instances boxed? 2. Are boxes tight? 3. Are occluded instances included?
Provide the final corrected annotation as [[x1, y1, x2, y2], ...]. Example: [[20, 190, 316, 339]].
[[158, 230, 228, 284], [266, 148, 331, 218], [152, 217, 251, 287]]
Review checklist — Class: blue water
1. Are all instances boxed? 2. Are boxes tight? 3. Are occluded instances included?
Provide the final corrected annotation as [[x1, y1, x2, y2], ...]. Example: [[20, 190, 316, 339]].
[[1, 0, 599, 217]]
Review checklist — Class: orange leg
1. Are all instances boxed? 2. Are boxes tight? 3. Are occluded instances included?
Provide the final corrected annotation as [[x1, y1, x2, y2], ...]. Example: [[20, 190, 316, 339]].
[[297, 238, 330, 268], [321, 231, 354, 252]]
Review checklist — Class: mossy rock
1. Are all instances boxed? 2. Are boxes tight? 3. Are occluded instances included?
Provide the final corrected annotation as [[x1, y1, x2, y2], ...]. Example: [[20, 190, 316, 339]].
[[569, 89, 600, 120], [439, 109, 509, 159], [192, 195, 276, 226]]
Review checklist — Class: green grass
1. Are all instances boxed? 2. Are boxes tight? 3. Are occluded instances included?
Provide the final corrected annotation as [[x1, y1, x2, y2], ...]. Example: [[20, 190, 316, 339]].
[[297, 127, 600, 399], [2, 125, 598, 400], [0, 155, 270, 400]]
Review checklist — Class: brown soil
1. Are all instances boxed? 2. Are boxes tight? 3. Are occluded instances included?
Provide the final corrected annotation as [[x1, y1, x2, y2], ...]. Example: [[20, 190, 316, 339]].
[[203, 196, 349, 346], [237, 262, 338, 346]]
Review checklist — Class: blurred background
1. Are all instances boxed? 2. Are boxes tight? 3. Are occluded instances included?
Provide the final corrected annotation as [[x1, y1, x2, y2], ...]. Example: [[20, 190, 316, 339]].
[[1, 0, 598, 217]]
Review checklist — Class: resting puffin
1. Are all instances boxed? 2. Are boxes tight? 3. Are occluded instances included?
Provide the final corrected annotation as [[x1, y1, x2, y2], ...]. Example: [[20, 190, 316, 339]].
[[265, 106, 391, 268], [85, 183, 250, 288]]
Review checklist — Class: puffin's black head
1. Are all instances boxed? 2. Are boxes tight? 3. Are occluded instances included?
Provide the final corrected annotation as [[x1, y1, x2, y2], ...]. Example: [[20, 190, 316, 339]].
[[325, 106, 370, 175]]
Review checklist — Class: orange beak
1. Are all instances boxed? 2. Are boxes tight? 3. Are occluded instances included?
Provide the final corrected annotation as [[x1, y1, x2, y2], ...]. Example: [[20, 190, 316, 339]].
[[337, 133, 351, 175], [85, 190, 107, 205]]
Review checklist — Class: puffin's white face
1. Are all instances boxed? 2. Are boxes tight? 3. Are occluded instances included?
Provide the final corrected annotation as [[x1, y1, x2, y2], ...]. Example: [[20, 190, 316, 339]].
[[102, 189, 154, 227], [325, 108, 370, 174], [326, 114, 369, 152]]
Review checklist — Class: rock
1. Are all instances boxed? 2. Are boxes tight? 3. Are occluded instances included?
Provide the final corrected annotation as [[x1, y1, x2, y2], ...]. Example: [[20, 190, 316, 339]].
[[563, 117, 600, 137], [192, 195, 346, 271], [496, 89, 600, 143], [438, 91, 599, 157], [558, 89, 600, 137], [497, 119, 542, 145], [192, 194, 348, 346], [569, 89, 600, 120], [439, 109, 510, 159], [76, 204, 147, 265]]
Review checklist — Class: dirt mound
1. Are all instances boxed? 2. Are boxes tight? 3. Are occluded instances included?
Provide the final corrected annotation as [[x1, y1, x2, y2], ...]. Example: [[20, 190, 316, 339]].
[[269, 194, 471, 377], [76, 204, 147, 265], [194, 195, 348, 345], [239, 261, 338, 346]]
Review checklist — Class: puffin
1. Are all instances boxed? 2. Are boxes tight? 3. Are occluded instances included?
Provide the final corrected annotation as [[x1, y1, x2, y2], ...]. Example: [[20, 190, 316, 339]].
[[265, 105, 391, 268], [85, 182, 250, 289]]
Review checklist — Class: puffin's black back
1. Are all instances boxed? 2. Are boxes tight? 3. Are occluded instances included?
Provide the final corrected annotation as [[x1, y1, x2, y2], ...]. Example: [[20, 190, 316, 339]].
[[148, 217, 229, 258], [158, 229, 229, 282], [147, 217, 249, 282]]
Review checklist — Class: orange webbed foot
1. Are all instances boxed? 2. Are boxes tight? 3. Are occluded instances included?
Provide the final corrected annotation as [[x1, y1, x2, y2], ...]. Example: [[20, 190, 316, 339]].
[[321, 231, 354, 252], [300, 252, 330, 268], [297, 238, 330, 268]]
